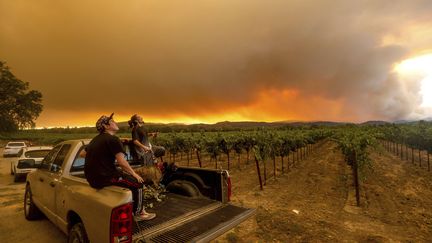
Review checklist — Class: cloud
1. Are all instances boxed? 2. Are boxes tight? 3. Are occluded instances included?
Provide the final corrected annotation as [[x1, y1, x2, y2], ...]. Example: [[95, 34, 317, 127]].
[[1, 0, 432, 126]]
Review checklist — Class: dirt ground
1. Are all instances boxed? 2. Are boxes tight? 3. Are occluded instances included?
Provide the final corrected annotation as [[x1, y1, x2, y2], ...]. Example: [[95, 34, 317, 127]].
[[1, 140, 431, 243], [210, 140, 432, 243]]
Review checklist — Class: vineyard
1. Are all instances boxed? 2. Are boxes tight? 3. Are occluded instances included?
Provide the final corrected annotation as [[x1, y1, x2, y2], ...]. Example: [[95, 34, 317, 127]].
[[149, 124, 432, 242], [152, 129, 329, 190], [2, 122, 432, 241]]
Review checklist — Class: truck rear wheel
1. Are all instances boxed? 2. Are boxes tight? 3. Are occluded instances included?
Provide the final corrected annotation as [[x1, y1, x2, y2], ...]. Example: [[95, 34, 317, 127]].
[[166, 180, 201, 197], [24, 184, 42, 220], [68, 222, 89, 243]]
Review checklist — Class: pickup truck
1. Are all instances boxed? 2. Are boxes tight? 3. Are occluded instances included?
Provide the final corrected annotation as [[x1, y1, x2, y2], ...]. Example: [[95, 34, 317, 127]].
[[24, 139, 255, 243]]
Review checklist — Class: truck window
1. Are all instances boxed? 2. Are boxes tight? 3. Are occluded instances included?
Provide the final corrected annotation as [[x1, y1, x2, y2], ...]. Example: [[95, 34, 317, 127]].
[[51, 144, 71, 172], [40, 145, 62, 170], [71, 146, 86, 172], [25, 150, 51, 158], [121, 144, 141, 165], [7, 142, 26, 147], [122, 144, 133, 161]]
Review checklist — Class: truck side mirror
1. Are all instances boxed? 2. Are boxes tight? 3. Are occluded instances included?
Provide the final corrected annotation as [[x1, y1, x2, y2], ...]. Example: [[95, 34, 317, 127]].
[[51, 164, 60, 172]]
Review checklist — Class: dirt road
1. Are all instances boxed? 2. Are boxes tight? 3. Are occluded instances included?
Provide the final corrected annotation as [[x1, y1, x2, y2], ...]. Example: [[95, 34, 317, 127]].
[[0, 148, 66, 243]]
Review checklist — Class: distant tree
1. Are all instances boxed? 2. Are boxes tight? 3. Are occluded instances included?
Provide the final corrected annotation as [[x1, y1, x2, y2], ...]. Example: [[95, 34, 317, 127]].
[[0, 61, 43, 131]]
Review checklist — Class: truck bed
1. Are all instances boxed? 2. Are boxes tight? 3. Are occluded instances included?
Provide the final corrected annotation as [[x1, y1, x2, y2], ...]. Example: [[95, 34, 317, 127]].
[[134, 193, 217, 233], [133, 193, 254, 243]]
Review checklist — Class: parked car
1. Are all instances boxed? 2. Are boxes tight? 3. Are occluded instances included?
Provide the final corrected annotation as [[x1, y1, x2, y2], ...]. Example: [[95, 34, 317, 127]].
[[3, 141, 29, 157], [11, 146, 53, 182]]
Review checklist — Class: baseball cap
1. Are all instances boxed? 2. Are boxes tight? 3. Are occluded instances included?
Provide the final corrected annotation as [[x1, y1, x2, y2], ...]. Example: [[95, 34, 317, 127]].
[[96, 113, 114, 132]]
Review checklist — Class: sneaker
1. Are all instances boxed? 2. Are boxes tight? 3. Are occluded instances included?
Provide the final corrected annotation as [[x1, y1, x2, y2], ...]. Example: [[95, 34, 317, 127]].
[[134, 211, 156, 221]]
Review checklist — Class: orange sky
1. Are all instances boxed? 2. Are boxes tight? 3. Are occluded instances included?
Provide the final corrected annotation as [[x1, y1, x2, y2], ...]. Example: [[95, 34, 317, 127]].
[[1, 1, 432, 127], [34, 89, 351, 127]]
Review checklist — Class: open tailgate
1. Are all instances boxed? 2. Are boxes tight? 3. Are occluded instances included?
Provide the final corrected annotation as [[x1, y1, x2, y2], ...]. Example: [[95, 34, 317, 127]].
[[133, 194, 255, 243]]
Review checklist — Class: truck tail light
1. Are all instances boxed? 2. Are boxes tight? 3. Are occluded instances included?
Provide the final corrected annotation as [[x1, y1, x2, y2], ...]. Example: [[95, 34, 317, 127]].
[[110, 203, 133, 243]]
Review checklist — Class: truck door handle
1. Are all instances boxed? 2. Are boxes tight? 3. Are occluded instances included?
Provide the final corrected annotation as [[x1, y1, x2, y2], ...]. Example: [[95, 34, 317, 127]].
[[39, 178, 44, 182], [49, 182, 55, 187]]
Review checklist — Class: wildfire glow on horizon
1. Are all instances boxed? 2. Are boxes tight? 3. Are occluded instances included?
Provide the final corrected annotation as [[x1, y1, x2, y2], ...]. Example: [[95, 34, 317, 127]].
[[395, 53, 432, 108], [1, 1, 432, 128], [31, 52, 432, 128]]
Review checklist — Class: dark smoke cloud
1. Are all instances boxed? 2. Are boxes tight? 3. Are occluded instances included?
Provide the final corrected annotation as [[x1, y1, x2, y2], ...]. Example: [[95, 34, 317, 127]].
[[1, 0, 432, 126]]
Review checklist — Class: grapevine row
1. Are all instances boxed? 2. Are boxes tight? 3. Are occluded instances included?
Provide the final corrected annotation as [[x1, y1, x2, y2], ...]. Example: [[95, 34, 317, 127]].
[[151, 129, 331, 190]]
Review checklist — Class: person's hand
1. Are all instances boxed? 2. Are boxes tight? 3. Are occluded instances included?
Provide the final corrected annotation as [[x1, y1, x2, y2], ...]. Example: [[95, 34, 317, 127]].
[[79, 150, 87, 158], [133, 172, 144, 183]]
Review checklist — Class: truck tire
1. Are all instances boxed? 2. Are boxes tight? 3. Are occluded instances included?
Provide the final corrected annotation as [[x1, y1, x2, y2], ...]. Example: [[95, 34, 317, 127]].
[[24, 184, 42, 220], [68, 222, 89, 243], [166, 180, 201, 197]]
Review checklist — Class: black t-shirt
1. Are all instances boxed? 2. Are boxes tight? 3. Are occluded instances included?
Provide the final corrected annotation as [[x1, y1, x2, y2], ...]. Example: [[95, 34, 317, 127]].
[[132, 126, 149, 146], [84, 133, 124, 188]]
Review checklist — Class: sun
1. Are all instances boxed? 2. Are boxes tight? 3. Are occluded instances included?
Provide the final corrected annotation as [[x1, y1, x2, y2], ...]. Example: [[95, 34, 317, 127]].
[[395, 53, 432, 107]]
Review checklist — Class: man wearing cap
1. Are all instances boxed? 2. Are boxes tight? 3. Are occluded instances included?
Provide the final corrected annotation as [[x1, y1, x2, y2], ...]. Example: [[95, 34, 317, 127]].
[[84, 113, 156, 221]]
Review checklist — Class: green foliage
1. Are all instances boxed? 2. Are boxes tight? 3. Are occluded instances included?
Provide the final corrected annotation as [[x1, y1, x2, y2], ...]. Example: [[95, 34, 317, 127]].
[[0, 61, 43, 131], [333, 128, 376, 179], [152, 128, 331, 166], [216, 132, 236, 157], [253, 129, 273, 162], [373, 121, 432, 153], [204, 135, 220, 160], [5, 127, 333, 161], [232, 133, 245, 155]]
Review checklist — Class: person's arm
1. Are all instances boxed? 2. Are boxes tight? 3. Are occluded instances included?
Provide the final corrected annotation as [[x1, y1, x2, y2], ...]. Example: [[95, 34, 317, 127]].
[[148, 132, 158, 138], [132, 128, 151, 152], [115, 152, 144, 183], [133, 139, 151, 152]]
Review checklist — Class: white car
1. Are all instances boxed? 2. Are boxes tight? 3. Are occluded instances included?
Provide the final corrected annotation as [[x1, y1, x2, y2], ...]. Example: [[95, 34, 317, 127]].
[[3, 141, 29, 157], [11, 146, 53, 182]]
